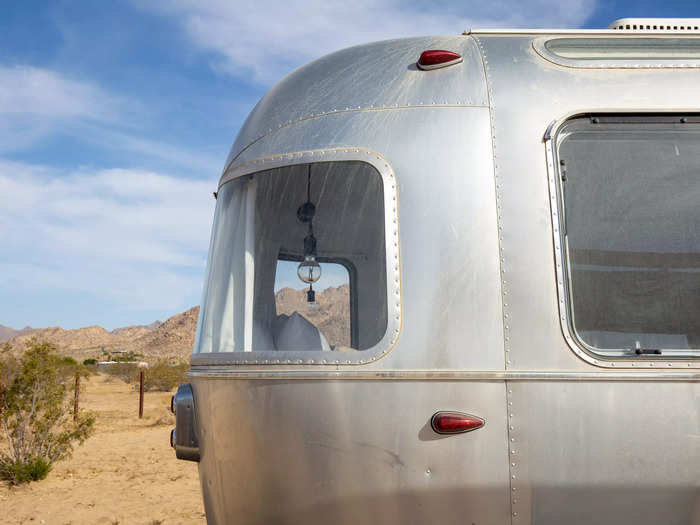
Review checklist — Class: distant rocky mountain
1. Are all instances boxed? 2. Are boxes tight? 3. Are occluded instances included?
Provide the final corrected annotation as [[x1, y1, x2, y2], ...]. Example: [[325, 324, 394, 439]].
[[1, 285, 350, 360], [111, 320, 162, 335], [0, 325, 34, 342], [0, 325, 17, 342], [3, 309, 197, 361], [128, 307, 199, 357], [275, 284, 350, 347]]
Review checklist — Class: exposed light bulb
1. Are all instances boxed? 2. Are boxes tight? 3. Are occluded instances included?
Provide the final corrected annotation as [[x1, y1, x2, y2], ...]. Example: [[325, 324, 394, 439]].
[[297, 255, 322, 284]]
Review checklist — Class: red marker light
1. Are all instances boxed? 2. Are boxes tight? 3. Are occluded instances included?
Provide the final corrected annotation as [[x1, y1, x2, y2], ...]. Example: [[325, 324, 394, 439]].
[[431, 411, 485, 434], [417, 50, 463, 70]]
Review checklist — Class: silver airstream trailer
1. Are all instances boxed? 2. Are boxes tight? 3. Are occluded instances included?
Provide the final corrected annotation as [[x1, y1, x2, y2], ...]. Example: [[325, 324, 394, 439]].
[[172, 18, 700, 524]]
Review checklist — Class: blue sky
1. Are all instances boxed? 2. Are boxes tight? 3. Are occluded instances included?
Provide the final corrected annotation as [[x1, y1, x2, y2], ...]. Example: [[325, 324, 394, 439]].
[[0, 1, 696, 330]]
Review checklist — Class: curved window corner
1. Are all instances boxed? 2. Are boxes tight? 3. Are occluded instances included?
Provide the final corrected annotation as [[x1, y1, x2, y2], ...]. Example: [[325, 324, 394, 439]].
[[534, 36, 700, 68], [191, 151, 400, 366], [548, 114, 700, 366]]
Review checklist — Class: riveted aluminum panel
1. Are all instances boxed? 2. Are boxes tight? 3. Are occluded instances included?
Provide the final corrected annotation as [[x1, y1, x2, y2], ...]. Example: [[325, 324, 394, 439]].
[[226, 35, 488, 168], [193, 377, 511, 525], [474, 34, 700, 371], [475, 34, 700, 525], [197, 107, 504, 372], [506, 380, 700, 525]]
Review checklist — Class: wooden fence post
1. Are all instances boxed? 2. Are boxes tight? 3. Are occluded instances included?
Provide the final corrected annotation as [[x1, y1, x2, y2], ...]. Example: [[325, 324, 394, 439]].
[[73, 372, 80, 422], [139, 369, 145, 419]]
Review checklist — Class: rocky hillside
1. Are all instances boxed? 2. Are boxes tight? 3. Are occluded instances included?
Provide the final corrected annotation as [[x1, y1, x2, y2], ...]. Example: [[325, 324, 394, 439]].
[[275, 284, 350, 347], [1, 285, 350, 359], [0, 324, 34, 342], [2, 309, 198, 361], [129, 307, 199, 356]]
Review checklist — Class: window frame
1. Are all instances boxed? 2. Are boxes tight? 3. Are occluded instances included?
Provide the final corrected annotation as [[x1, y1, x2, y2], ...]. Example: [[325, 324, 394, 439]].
[[191, 148, 401, 367], [546, 112, 700, 369]]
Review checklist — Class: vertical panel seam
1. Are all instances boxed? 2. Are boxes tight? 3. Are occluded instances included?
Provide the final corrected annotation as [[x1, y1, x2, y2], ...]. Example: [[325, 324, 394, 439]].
[[472, 35, 518, 524]]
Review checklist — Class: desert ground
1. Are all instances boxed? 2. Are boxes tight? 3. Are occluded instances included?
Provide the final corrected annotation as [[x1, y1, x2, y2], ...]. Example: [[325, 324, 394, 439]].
[[0, 373, 205, 525]]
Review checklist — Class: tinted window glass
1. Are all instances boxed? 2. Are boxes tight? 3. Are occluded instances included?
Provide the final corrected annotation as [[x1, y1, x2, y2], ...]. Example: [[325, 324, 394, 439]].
[[557, 116, 700, 356]]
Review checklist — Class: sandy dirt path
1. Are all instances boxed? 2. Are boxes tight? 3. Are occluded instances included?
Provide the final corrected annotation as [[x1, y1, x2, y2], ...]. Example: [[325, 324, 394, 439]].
[[1, 373, 206, 524]]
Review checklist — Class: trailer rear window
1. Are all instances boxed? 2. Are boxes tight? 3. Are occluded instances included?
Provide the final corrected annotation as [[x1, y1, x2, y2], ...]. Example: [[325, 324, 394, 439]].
[[556, 115, 700, 358], [194, 160, 389, 356]]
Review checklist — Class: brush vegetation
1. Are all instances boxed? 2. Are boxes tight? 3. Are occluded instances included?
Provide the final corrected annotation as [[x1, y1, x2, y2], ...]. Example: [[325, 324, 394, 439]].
[[102, 359, 188, 392], [0, 339, 95, 484]]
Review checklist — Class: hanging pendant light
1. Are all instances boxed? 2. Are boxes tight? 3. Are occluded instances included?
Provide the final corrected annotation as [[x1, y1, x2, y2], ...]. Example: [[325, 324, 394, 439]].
[[297, 255, 321, 284], [296, 166, 321, 303]]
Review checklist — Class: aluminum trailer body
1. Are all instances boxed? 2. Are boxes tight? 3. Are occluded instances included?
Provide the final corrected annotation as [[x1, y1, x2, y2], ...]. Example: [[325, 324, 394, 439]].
[[173, 20, 700, 525]]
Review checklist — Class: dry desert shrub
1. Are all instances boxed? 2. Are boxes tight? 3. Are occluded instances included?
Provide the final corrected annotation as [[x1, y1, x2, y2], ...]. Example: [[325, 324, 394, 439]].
[[100, 358, 187, 392], [142, 359, 188, 392], [0, 339, 95, 484], [101, 362, 139, 383]]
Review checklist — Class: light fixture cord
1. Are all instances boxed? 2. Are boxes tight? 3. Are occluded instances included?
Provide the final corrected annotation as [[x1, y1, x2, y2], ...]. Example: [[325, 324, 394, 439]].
[[307, 165, 313, 237], [307, 165, 311, 202]]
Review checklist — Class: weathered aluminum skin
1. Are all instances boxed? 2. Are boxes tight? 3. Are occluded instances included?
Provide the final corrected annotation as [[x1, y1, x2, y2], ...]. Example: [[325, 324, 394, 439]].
[[224, 36, 488, 169], [476, 34, 700, 524], [194, 379, 510, 524], [187, 33, 700, 524]]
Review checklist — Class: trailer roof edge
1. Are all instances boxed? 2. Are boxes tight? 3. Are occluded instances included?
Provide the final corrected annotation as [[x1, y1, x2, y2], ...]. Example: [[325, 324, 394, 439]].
[[464, 28, 700, 35]]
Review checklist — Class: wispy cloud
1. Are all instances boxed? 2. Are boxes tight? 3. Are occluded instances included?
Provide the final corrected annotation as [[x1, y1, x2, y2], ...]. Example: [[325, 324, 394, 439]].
[[0, 65, 220, 174], [0, 160, 216, 327], [0, 65, 120, 152], [68, 123, 223, 175], [0, 65, 123, 121], [138, 0, 597, 83]]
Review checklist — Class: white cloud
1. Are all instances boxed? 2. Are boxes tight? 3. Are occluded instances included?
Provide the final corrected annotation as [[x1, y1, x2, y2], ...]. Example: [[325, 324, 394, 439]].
[[0, 65, 122, 121], [138, 0, 597, 83], [0, 65, 220, 174], [0, 65, 131, 151], [0, 160, 216, 322], [0, 66, 130, 152]]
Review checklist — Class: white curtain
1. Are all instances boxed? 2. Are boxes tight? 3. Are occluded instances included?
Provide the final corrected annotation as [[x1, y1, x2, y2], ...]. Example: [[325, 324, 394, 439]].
[[196, 178, 255, 353]]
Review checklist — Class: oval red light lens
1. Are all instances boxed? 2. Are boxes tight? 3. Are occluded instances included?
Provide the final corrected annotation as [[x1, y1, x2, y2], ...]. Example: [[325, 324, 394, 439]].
[[417, 50, 463, 70], [431, 411, 485, 434]]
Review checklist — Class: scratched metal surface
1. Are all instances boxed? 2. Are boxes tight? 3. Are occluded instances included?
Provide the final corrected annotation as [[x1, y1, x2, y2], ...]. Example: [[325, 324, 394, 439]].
[[194, 377, 510, 525], [193, 105, 505, 372], [476, 34, 700, 524], [224, 35, 488, 170]]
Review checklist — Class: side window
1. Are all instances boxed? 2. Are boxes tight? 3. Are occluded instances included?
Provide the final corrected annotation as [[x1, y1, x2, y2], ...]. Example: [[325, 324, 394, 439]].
[[195, 160, 390, 355], [554, 115, 700, 358]]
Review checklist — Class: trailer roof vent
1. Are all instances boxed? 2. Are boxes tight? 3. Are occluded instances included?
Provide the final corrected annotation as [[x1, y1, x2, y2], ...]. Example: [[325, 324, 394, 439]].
[[609, 18, 700, 32]]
